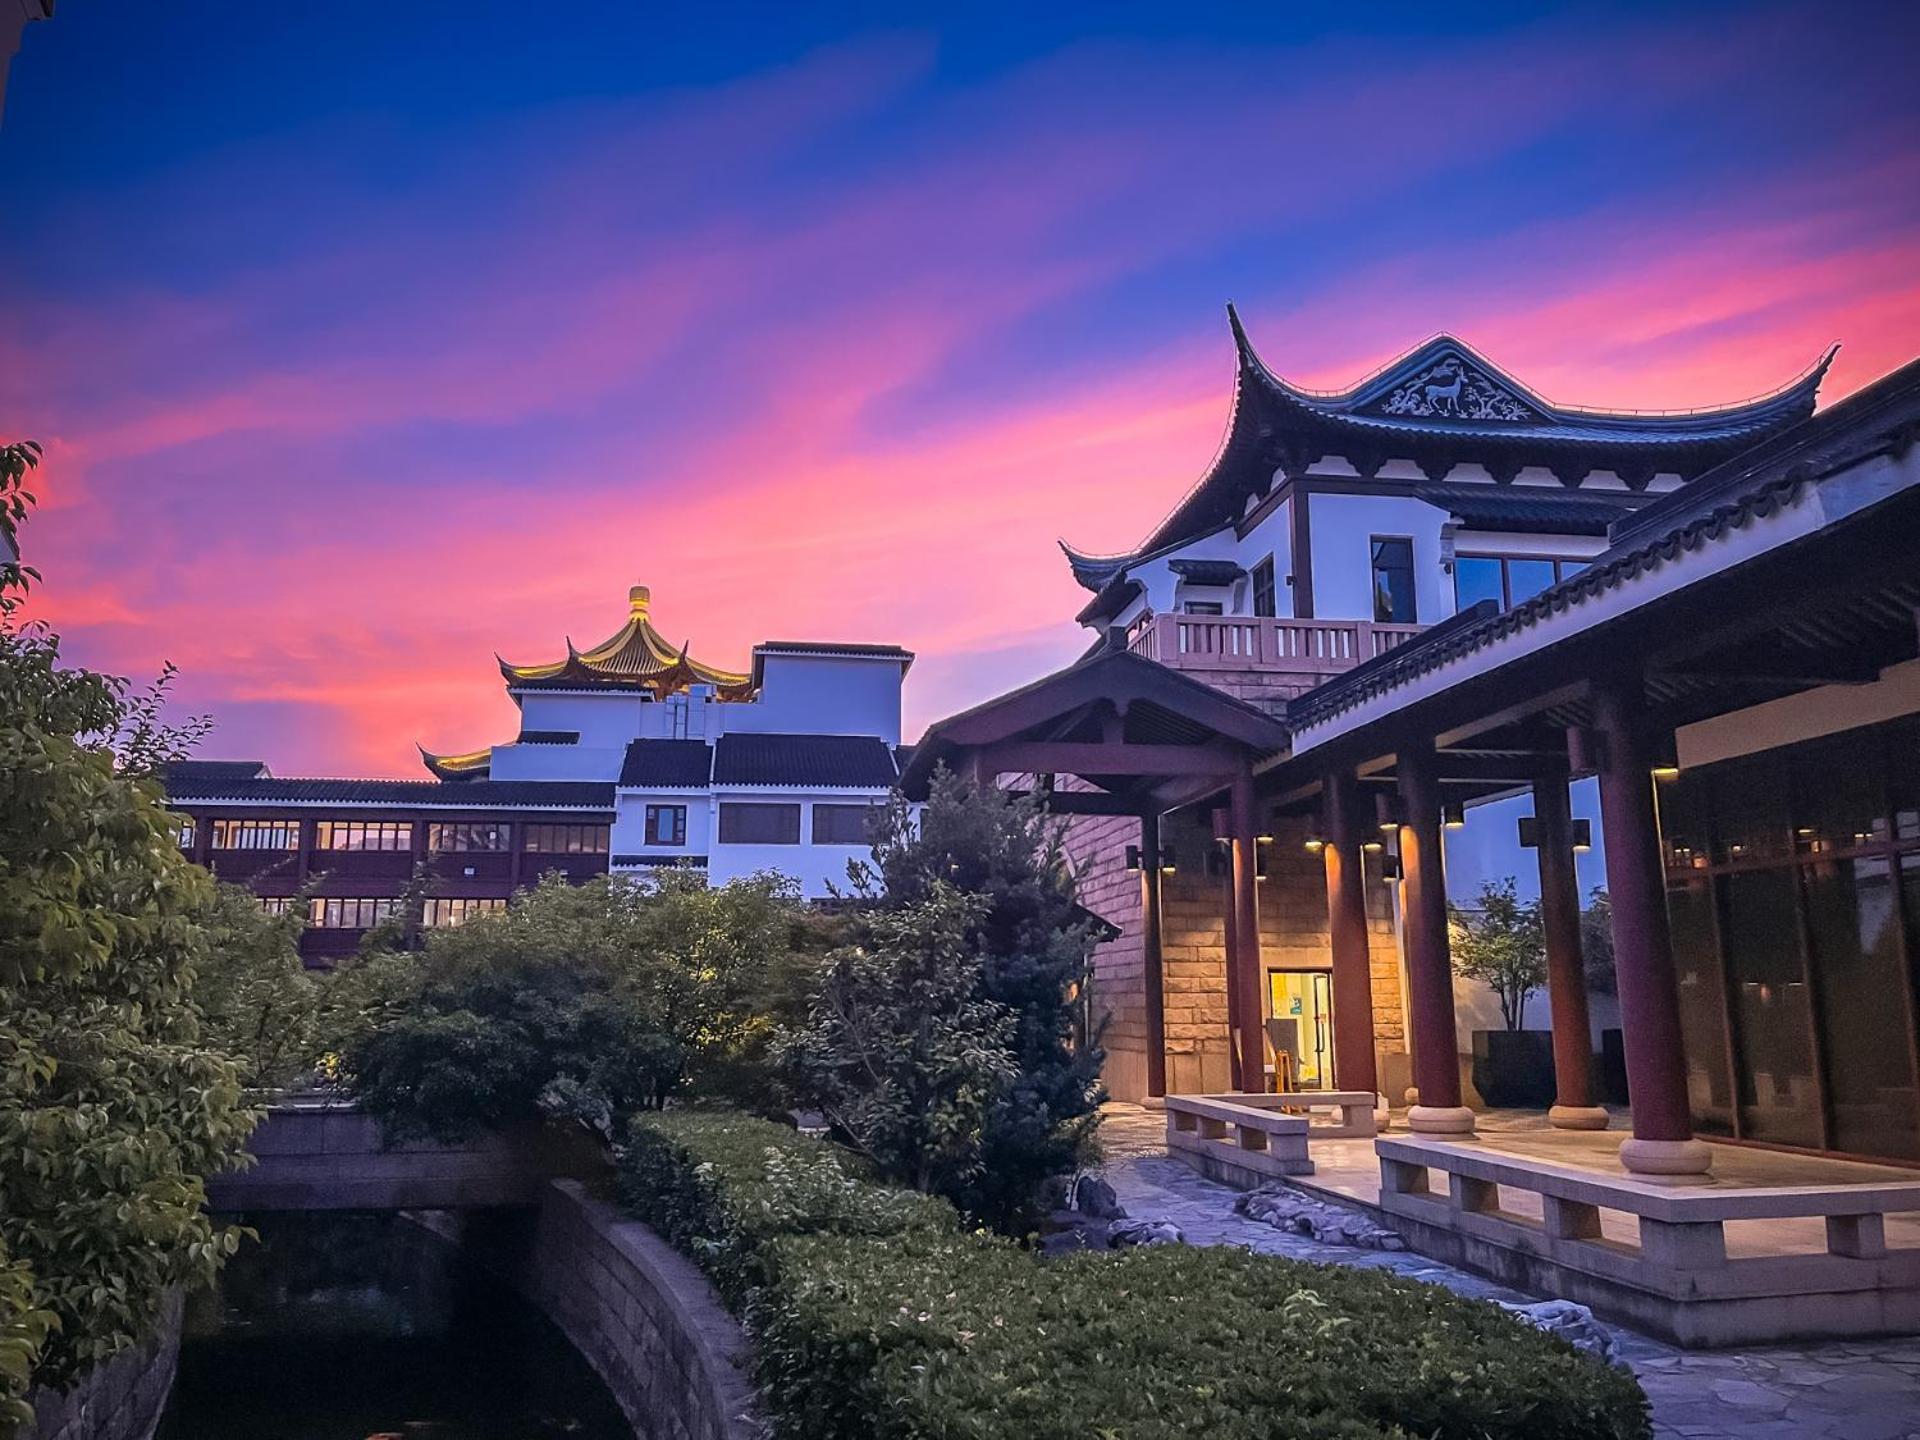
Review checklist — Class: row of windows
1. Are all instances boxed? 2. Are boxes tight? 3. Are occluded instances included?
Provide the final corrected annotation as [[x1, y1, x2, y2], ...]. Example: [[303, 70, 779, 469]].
[[423, 896, 508, 928], [182, 819, 612, 853], [714, 802, 877, 846], [309, 897, 403, 929], [256, 895, 510, 928]]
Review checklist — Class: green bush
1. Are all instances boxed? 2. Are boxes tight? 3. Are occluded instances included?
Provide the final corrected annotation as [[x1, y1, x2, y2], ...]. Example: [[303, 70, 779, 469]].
[[621, 1113, 1650, 1440]]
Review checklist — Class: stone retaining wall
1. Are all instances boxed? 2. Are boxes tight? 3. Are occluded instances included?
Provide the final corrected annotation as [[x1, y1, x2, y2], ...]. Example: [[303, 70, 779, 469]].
[[24, 1290, 181, 1440], [477, 1181, 764, 1440]]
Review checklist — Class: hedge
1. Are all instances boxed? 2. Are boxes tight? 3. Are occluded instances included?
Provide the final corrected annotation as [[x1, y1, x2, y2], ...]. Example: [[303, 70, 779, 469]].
[[620, 1111, 1651, 1440]]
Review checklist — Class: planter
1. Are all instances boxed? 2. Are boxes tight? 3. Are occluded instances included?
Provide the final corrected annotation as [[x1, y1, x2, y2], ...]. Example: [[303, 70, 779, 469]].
[[1471, 1029, 1557, 1109]]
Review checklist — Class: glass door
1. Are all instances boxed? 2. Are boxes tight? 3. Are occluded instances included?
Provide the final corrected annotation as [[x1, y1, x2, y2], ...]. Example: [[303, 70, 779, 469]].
[[1266, 970, 1333, 1091]]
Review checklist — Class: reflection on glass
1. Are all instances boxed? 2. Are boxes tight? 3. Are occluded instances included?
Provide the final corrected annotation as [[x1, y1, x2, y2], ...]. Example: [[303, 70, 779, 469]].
[[1667, 879, 1734, 1135], [1719, 869, 1822, 1147], [1806, 856, 1919, 1157], [1265, 970, 1333, 1091], [1453, 556, 1504, 612], [1507, 558, 1558, 603]]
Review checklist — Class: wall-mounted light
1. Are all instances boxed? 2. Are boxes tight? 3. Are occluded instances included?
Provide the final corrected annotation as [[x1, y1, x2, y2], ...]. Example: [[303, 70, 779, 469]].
[[1517, 816, 1540, 849], [1374, 792, 1405, 833], [1161, 849, 1179, 875], [1124, 845, 1144, 872], [1376, 851, 1403, 880], [1362, 838, 1385, 853], [1256, 832, 1275, 845], [1441, 800, 1466, 830], [1303, 831, 1326, 853], [1571, 818, 1593, 852], [1650, 764, 1681, 781]]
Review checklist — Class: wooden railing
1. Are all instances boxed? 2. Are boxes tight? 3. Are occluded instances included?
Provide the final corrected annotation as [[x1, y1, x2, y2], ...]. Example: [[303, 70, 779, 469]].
[[1127, 614, 1424, 676]]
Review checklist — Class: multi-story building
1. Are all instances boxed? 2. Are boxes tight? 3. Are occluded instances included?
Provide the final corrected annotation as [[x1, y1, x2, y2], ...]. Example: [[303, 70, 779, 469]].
[[166, 585, 913, 965], [907, 310, 1855, 1127]]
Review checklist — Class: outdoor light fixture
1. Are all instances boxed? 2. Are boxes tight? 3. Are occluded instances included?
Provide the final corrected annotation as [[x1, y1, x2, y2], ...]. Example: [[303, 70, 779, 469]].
[[1517, 816, 1540, 849], [1650, 764, 1681, 780], [1376, 851, 1403, 880], [1375, 792, 1405, 833], [1303, 831, 1326, 853], [1124, 845, 1143, 871], [1256, 832, 1275, 845], [1571, 819, 1593, 852], [1362, 838, 1385, 853], [1650, 734, 1681, 780], [1442, 800, 1466, 829], [1161, 850, 1178, 875]]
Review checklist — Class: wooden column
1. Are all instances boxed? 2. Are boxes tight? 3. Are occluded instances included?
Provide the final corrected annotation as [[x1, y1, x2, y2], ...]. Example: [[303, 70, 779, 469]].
[[1591, 679, 1711, 1176], [1228, 768, 1267, 1094], [1323, 771, 1379, 1097], [1398, 739, 1473, 1133], [1216, 807, 1244, 1091], [1534, 767, 1608, 1130], [1140, 811, 1168, 1100]]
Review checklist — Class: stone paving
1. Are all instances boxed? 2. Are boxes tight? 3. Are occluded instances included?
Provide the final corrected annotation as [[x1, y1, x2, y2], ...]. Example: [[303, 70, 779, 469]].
[[1094, 1106, 1920, 1440]]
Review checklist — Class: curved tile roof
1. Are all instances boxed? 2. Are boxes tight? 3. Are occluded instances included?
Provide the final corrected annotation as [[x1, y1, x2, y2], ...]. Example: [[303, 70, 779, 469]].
[[499, 584, 756, 699]]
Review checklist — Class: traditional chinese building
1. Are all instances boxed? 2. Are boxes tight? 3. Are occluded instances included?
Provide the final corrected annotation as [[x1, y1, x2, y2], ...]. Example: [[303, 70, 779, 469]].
[[166, 585, 913, 964], [906, 311, 1920, 1184]]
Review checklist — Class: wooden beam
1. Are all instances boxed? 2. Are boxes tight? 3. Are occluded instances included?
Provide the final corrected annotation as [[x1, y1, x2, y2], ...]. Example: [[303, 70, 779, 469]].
[[979, 741, 1243, 778], [1000, 789, 1148, 817]]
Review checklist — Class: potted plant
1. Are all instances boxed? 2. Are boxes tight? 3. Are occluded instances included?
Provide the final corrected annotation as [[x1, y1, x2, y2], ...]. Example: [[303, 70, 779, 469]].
[[1451, 879, 1556, 1107]]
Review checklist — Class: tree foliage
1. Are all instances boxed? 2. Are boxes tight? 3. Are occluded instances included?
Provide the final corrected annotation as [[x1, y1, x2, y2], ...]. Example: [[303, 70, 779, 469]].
[[0, 449, 255, 1413], [194, 882, 324, 1092], [335, 869, 823, 1142], [775, 886, 1019, 1197], [1450, 878, 1547, 1032], [783, 771, 1105, 1230], [1579, 888, 1616, 995]]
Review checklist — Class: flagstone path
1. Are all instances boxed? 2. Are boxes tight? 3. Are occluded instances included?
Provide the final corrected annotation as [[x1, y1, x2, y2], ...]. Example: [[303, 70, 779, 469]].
[[1093, 1105, 1920, 1440]]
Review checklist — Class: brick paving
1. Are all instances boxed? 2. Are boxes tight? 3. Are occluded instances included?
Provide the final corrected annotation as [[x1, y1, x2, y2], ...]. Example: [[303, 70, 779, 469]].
[[1094, 1105, 1920, 1440]]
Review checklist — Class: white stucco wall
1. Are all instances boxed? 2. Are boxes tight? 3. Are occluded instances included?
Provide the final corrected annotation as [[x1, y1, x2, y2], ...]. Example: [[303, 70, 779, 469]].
[[726, 655, 905, 744], [1306, 493, 1453, 624]]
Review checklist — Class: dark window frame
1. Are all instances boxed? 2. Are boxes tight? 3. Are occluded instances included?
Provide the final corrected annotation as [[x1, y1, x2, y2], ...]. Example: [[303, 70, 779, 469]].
[[718, 802, 802, 845], [1250, 555, 1277, 618], [1452, 552, 1576, 611], [644, 804, 688, 846], [1370, 535, 1417, 623], [811, 802, 877, 845]]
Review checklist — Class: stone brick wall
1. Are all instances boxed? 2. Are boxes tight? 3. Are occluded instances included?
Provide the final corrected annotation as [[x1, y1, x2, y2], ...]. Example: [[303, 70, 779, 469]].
[[1064, 796, 1408, 1102], [25, 1290, 182, 1440], [503, 1181, 764, 1440]]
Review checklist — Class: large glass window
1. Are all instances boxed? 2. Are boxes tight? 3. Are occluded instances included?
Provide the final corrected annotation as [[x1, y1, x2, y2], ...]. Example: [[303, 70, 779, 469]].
[[644, 805, 687, 846], [315, 821, 413, 852], [428, 822, 508, 852], [422, 896, 507, 928], [1453, 554, 1575, 612], [811, 803, 877, 845], [718, 803, 801, 845], [210, 818, 299, 850], [1666, 878, 1735, 1136], [1250, 556, 1277, 618], [308, 897, 402, 929], [1370, 537, 1416, 623], [1718, 868, 1821, 1148], [522, 824, 610, 854]]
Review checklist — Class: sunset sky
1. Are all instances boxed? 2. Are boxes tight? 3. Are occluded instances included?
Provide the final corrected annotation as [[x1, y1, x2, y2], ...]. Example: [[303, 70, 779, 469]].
[[4, 1, 1918, 776]]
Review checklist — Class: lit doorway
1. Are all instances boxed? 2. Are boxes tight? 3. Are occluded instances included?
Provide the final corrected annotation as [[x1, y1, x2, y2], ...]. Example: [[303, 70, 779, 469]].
[[1267, 969, 1333, 1091]]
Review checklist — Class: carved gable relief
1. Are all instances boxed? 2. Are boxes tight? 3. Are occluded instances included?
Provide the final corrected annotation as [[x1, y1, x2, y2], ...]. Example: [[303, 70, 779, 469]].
[[1369, 355, 1536, 422]]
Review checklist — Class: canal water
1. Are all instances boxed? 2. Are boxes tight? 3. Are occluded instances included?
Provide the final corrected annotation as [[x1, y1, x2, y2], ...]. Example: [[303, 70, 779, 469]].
[[156, 1213, 632, 1440]]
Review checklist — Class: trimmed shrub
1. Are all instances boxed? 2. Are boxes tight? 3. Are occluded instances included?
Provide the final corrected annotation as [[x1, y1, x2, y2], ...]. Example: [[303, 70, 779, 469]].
[[621, 1112, 1651, 1440]]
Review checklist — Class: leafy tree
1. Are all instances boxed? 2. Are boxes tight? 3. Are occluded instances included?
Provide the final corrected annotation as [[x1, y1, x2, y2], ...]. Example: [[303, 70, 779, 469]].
[[1, 448, 255, 1410], [194, 882, 324, 1092], [775, 886, 1019, 1196], [832, 771, 1106, 1230], [1580, 888, 1616, 995], [0, 1243, 54, 1431], [336, 869, 818, 1142], [1450, 878, 1547, 1032]]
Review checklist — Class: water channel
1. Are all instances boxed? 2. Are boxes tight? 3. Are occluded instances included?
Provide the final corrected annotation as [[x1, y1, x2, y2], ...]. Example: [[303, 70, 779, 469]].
[[156, 1213, 632, 1440]]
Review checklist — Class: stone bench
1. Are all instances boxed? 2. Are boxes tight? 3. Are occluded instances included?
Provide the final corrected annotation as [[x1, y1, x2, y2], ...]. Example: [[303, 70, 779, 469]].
[[1164, 1095, 1314, 1187], [1206, 1089, 1381, 1139], [1375, 1134, 1920, 1347]]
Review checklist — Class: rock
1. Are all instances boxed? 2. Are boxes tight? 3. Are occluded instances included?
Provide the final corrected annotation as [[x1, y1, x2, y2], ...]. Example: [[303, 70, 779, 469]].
[[1497, 1299, 1617, 1362], [1234, 1184, 1405, 1250], [1107, 1218, 1185, 1247], [1072, 1173, 1127, 1219]]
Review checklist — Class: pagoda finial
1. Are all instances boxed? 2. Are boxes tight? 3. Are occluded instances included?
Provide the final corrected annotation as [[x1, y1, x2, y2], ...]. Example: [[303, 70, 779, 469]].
[[629, 584, 651, 618]]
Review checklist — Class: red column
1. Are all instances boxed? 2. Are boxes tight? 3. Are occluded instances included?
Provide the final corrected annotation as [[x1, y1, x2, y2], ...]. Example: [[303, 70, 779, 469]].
[[1591, 679, 1711, 1176], [1140, 811, 1168, 1100], [1534, 767, 1608, 1130], [1398, 739, 1473, 1133], [1323, 771, 1379, 1097], [1228, 769, 1267, 1094]]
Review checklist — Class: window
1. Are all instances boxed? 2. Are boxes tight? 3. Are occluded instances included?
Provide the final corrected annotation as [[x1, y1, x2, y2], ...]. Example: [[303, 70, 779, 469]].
[[644, 804, 688, 846], [522, 823, 610, 854], [315, 821, 413, 852], [1181, 600, 1223, 616], [1370, 537, 1416, 623], [307, 896, 403, 929], [1250, 555, 1277, 618], [258, 896, 295, 916], [428, 822, 508, 852], [210, 818, 299, 850], [1453, 554, 1579, 612], [423, 896, 508, 928], [812, 803, 877, 845], [170, 815, 198, 849], [718, 802, 801, 845]]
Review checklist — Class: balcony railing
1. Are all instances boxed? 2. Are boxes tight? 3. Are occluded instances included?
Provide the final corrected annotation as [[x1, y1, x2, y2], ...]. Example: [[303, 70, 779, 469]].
[[1127, 613, 1424, 678]]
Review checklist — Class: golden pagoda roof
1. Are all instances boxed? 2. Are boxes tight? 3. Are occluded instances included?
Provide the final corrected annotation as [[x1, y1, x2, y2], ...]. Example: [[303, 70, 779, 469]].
[[497, 585, 757, 700], [419, 744, 493, 781]]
